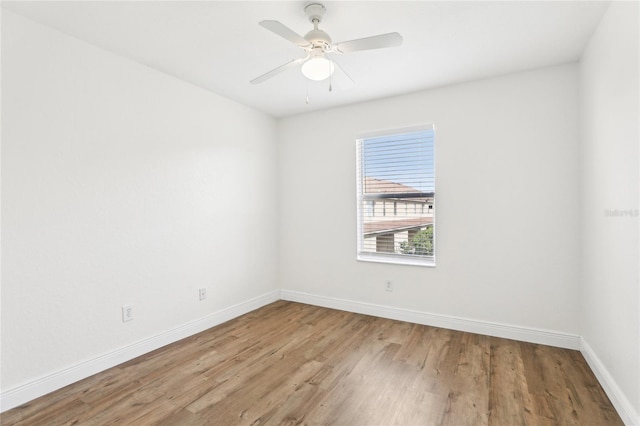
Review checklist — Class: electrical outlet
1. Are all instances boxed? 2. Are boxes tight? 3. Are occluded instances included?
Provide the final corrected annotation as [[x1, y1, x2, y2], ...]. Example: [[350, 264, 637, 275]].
[[199, 288, 207, 301], [122, 305, 134, 322], [385, 280, 393, 292]]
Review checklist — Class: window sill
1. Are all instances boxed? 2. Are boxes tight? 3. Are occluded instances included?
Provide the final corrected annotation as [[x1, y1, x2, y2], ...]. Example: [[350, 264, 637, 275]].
[[357, 253, 436, 268]]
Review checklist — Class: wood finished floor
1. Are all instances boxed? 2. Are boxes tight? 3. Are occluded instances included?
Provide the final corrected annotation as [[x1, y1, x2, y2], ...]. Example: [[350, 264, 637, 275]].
[[2, 301, 622, 425]]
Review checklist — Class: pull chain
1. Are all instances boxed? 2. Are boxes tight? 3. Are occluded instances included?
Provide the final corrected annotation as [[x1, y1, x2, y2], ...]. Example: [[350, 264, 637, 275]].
[[305, 79, 310, 104], [329, 65, 333, 93]]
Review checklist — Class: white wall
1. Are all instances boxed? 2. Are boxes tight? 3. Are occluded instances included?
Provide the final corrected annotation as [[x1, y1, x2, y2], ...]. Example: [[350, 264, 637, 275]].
[[1, 10, 278, 396], [579, 1, 640, 423], [278, 64, 581, 335]]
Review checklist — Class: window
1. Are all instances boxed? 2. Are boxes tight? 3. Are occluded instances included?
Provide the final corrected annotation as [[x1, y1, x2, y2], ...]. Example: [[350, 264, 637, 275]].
[[356, 126, 435, 266], [365, 200, 374, 217]]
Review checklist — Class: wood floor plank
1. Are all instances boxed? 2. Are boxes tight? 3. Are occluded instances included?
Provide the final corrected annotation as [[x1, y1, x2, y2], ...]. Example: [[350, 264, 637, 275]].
[[489, 339, 530, 425], [1, 301, 624, 426]]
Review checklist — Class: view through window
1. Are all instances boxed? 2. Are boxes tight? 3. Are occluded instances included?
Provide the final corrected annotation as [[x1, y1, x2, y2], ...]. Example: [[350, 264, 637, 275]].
[[356, 126, 435, 266]]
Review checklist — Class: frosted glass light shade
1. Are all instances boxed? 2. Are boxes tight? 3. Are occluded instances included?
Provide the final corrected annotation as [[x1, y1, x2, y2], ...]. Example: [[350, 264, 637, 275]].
[[301, 57, 335, 81]]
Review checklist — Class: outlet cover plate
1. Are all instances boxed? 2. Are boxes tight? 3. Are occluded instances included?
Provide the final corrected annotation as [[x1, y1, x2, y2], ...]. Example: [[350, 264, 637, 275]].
[[122, 305, 134, 322]]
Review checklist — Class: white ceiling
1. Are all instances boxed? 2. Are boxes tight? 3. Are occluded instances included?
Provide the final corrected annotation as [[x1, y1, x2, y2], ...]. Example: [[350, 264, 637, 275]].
[[2, 1, 610, 118]]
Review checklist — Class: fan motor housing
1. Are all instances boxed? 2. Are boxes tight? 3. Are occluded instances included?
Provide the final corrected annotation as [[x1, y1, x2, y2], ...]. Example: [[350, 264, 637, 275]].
[[304, 28, 332, 50]]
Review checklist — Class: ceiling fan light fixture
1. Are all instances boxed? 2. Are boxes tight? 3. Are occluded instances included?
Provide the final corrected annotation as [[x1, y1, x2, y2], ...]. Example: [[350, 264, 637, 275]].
[[252, 2, 403, 86], [301, 56, 335, 81]]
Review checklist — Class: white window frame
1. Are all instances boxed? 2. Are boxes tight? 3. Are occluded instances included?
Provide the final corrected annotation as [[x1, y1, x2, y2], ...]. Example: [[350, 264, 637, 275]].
[[356, 125, 436, 267]]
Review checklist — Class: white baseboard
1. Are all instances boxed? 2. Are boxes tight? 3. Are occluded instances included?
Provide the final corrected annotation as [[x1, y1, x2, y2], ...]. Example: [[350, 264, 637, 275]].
[[0, 289, 280, 413], [280, 290, 581, 350], [580, 337, 640, 426]]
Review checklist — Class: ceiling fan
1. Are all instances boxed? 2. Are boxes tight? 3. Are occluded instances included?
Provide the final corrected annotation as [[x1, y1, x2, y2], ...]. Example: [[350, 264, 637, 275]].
[[250, 3, 403, 85]]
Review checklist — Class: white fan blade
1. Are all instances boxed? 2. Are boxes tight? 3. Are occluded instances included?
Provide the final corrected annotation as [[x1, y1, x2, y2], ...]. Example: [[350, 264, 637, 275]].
[[250, 58, 303, 84], [259, 20, 311, 48], [334, 32, 403, 54]]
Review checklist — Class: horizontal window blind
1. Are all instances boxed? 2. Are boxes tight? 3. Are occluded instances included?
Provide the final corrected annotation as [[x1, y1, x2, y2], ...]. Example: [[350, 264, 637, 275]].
[[356, 126, 435, 266]]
